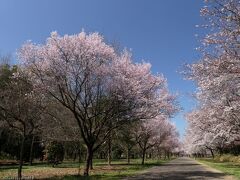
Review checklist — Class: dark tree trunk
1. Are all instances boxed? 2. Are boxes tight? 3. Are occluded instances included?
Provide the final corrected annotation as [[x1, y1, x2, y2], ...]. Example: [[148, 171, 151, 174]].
[[164, 150, 167, 160], [107, 137, 112, 166], [141, 148, 146, 165], [29, 135, 35, 166], [157, 148, 161, 159], [73, 151, 77, 161], [210, 149, 214, 159], [78, 147, 81, 175], [100, 152, 103, 159], [18, 136, 25, 179], [78, 148, 81, 163], [167, 151, 170, 159], [90, 157, 93, 170], [127, 148, 130, 164], [219, 148, 223, 155], [83, 147, 93, 176]]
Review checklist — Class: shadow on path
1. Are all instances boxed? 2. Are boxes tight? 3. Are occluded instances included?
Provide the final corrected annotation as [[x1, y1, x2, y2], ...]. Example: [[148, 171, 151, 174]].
[[124, 157, 231, 180], [130, 170, 226, 180], [162, 163, 199, 166]]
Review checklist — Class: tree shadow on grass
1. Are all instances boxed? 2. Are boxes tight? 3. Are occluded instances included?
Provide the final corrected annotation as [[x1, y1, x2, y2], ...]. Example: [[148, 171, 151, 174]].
[[0, 165, 18, 171], [44, 162, 162, 179], [46, 174, 127, 180], [0, 164, 33, 171], [223, 164, 240, 168]]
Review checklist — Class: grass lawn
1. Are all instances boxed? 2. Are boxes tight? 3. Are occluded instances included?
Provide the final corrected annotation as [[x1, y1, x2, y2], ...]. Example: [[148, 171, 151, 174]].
[[0, 158, 170, 179], [197, 158, 240, 179]]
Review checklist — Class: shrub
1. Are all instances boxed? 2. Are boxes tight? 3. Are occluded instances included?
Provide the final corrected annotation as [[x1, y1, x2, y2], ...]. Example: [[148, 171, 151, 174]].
[[47, 141, 65, 167], [214, 154, 240, 163]]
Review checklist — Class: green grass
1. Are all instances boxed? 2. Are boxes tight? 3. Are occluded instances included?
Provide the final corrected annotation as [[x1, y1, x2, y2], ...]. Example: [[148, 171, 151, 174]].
[[197, 158, 240, 179], [50, 159, 170, 180], [0, 158, 171, 179]]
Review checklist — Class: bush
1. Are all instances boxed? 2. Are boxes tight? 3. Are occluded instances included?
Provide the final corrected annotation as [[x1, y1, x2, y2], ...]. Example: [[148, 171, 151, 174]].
[[219, 154, 232, 162], [214, 154, 240, 163], [47, 141, 65, 167]]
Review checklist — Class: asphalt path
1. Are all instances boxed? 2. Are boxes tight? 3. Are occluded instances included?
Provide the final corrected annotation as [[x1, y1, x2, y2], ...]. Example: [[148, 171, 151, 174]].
[[124, 157, 236, 180]]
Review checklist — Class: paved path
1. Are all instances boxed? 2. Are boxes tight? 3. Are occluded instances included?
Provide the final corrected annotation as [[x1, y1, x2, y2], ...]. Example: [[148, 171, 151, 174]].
[[124, 157, 236, 180]]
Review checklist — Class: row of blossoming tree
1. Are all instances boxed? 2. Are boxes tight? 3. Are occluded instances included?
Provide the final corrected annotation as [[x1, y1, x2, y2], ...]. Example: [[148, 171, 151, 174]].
[[184, 0, 240, 157], [0, 31, 180, 178]]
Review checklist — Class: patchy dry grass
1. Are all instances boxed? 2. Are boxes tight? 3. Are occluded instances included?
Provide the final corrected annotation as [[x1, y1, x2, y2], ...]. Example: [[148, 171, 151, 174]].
[[0, 159, 169, 179]]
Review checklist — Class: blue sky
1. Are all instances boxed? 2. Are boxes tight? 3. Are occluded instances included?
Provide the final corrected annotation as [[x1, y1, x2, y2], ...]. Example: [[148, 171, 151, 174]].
[[0, 0, 205, 138]]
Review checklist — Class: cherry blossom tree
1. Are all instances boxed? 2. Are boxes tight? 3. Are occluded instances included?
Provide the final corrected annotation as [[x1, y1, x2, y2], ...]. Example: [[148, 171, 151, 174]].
[[160, 123, 180, 159], [0, 66, 45, 179], [135, 114, 178, 164], [135, 119, 160, 165], [184, 0, 240, 156], [18, 31, 176, 175]]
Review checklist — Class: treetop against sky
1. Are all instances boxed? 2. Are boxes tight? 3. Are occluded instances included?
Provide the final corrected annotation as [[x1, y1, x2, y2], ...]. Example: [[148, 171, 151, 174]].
[[0, 0, 205, 138]]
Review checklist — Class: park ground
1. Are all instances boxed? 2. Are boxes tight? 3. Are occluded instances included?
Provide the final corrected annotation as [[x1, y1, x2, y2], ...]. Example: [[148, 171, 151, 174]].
[[1, 157, 240, 179], [0, 158, 169, 179]]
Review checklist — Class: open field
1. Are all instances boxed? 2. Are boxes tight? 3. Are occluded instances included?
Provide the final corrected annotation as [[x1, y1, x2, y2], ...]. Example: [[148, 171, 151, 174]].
[[198, 158, 240, 179], [0, 159, 169, 179]]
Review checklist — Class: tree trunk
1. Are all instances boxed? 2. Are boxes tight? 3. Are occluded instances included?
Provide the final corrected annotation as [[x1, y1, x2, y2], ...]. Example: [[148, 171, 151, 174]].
[[219, 148, 223, 155], [107, 137, 112, 166], [18, 136, 25, 179], [157, 148, 161, 159], [210, 149, 214, 159], [78, 147, 81, 176], [73, 151, 77, 161], [141, 148, 146, 165], [78, 148, 81, 163], [83, 147, 93, 176], [127, 148, 130, 164], [29, 135, 35, 166], [100, 152, 103, 159], [90, 157, 93, 170]]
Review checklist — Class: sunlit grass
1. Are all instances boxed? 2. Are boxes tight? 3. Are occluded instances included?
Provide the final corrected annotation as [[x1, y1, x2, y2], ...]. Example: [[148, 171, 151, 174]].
[[198, 158, 240, 179]]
